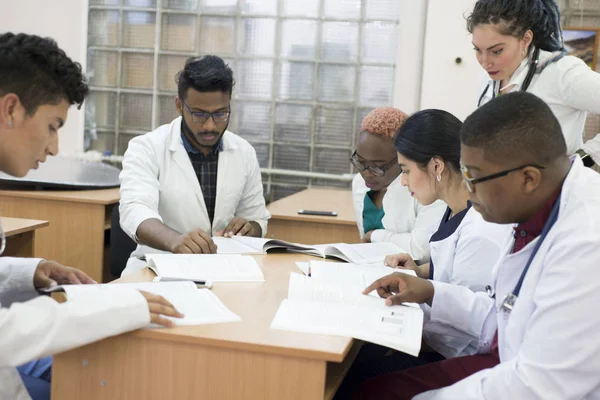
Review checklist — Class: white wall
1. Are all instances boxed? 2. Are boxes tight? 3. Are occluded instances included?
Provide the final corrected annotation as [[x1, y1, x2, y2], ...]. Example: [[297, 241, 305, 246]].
[[0, 0, 89, 153]]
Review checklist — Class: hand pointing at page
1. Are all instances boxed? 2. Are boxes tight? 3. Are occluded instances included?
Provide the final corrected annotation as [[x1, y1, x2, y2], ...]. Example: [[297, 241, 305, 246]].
[[363, 272, 435, 307]]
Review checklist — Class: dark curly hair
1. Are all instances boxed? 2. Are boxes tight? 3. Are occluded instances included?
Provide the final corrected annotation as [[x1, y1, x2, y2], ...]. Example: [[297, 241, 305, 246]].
[[177, 55, 235, 99], [0, 33, 89, 115], [467, 0, 564, 53]]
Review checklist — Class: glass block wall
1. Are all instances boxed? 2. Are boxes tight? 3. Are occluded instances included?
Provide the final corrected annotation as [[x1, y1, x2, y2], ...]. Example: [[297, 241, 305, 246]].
[[85, 0, 401, 201]]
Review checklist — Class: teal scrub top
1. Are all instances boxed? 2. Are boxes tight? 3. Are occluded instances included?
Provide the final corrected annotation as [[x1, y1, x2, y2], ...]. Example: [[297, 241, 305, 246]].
[[362, 191, 385, 233]]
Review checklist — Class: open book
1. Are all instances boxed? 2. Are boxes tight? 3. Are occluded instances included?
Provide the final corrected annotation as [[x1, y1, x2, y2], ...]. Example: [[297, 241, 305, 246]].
[[146, 254, 265, 283], [212, 236, 404, 264], [46, 281, 240, 327], [270, 272, 424, 356]]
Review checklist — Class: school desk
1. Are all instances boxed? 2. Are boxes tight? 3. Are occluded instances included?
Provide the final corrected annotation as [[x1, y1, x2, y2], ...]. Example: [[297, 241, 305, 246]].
[[51, 253, 360, 400], [0, 188, 119, 282], [1, 217, 49, 258], [266, 188, 359, 244]]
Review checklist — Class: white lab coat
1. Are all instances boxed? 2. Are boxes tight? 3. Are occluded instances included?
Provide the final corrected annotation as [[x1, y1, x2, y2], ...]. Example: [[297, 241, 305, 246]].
[[479, 48, 600, 156], [0, 257, 150, 400], [352, 174, 446, 263], [119, 117, 270, 274], [416, 156, 600, 400], [422, 206, 514, 359]]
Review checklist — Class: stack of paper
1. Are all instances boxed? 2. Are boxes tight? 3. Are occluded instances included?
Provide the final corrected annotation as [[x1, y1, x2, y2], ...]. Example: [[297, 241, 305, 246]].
[[271, 272, 424, 356], [146, 254, 265, 282], [49, 281, 240, 327]]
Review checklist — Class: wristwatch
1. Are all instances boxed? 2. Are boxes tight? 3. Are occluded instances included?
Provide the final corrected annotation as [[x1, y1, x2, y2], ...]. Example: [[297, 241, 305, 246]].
[[576, 149, 596, 168]]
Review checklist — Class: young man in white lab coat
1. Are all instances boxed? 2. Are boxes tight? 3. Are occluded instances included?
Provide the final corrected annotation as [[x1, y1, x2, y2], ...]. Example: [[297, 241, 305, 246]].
[[0, 33, 181, 400], [355, 92, 600, 400], [119, 55, 270, 275]]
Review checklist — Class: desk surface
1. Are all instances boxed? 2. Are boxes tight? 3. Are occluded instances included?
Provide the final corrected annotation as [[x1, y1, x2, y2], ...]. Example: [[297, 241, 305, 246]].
[[0, 217, 49, 237], [0, 187, 120, 205], [118, 254, 353, 362], [267, 188, 355, 226]]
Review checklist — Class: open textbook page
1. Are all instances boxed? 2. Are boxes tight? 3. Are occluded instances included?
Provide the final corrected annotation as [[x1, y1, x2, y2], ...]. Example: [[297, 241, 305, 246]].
[[146, 254, 265, 282], [212, 236, 404, 264], [46, 281, 240, 326], [271, 273, 423, 356]]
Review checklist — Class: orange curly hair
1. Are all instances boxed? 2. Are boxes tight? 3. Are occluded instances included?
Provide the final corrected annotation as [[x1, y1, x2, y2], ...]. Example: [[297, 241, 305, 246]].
[[360, 107, 409, 139]]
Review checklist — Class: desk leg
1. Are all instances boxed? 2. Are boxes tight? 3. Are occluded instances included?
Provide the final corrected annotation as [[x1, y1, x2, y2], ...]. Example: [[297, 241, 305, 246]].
[[2, 231, 35, 258], [0, 197, 107, 282], [53, 334, 329, 400]]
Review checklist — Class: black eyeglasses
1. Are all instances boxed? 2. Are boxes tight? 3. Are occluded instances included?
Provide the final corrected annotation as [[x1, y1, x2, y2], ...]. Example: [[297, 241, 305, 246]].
[[350, 151, 398, 177], [460, 162, 545, 193], [180, 97, 230, 124]]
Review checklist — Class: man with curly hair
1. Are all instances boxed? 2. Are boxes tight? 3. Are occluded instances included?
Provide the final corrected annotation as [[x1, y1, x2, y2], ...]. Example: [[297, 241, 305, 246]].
[[351, 107, 445, 262], [0, 33, 182, 400]]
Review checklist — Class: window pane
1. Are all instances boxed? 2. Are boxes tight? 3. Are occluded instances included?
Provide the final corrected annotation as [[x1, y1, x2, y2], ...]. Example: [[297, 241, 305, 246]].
[[318, 64, 356, 102], [87, 50, 119, 87], [118, 133, 140, 155], [241, 0, 277, 15], [121, 53, 154, 89], [280, 20, 317, 59], [316, 107, 354, 146], [251, 143, 271, 168], [237, 60, 274, 99], [359, 66, 394, 106], [273, 144, 310, 171], [120, 94, 152, 130], [238, 18, 276, 57], [201, 0, 237, 15], [161, 13, 197, 51], [236, 102, 272, 140], [278, 62, 314, 101], [124, 0, 156, 6], [163, 0, 198, 10], [88, 10, 120, 47], [321, 22, 359, 62], [158, 55, 188, 92], [357, 107, 374, 137], [271, 186, 306, 201], [275, 104, 312, 144], [90, 0, 120, 5], [199, 17, 235, 56], [362, 22, 398, 63], [89, 132, 116, 154], [313, 148, 352, 174], [88, 92, 117, 129], [157, 95, 179, 126], [366, 0, 401, 20], [282, 0, 319, 17], [324, 0, 361, 20], [122, 11, 156, 48]]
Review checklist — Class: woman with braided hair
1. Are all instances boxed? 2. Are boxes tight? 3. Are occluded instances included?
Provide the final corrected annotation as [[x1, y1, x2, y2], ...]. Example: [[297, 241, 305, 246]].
[[471, 0, 600, 158]]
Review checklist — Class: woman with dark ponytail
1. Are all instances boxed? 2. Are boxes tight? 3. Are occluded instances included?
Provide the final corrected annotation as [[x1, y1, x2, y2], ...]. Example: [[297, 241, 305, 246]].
[[470, 0, 600, 158]]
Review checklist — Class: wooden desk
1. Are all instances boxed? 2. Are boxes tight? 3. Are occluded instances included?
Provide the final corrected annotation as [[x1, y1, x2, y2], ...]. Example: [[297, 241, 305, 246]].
[[0, 188, 119, 282], [51, 254, 359, 400], [1, 217, 49, 257], [267, 188, 359, 244]]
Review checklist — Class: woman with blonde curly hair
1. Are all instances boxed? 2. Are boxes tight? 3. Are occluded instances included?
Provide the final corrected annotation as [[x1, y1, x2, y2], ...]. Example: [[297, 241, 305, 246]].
[[351, 107, 445, 263]]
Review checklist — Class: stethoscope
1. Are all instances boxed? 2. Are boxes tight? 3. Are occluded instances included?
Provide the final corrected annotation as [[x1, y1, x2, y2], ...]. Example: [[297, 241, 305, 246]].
[[477, 47, 541, 107], [486, 191, 561, 314]]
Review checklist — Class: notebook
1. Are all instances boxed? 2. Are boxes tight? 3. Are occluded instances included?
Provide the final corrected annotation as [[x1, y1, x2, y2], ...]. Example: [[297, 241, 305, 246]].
[[146, 254, 265, 282], [212, 236, 405, 264], [46, 281, 240, 327], [270, 272, 424, 356]]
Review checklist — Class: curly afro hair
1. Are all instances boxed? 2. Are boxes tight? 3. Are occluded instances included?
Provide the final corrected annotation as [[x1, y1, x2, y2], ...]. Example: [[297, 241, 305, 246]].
[[0, 33, 88, 115], [360, 107, 409, 139]]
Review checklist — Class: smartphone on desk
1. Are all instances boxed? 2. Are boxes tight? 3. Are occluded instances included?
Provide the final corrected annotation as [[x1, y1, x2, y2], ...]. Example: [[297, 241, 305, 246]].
[[298, 209, 338, 217]]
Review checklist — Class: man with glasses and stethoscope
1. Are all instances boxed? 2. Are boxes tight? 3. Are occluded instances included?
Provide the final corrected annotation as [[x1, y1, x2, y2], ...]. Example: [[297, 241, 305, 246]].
[[354, 92, 600, 400]]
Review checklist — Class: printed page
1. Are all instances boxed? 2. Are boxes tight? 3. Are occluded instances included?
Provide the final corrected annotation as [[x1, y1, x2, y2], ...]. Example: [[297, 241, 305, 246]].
[[147, 254, 265, 282], [328, 242, 405, 264], [212, 237, 264, 254], [61, 281, 240, 326], [270, 299, 423, 356]]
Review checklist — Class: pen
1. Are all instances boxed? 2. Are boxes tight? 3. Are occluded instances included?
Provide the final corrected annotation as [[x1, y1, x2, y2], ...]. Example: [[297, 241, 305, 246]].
[[308, 266, 311, 277]]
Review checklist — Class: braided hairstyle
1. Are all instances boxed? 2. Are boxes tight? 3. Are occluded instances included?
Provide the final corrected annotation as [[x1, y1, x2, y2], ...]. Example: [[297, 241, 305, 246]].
[[0, 33, 88, 115], [467, 0, 564, 53]]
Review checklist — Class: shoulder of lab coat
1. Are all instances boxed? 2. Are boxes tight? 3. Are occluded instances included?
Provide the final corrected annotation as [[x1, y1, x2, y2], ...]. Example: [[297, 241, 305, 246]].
[[0, 257, 43, 306], [416, 158, 600, 400], [0, 288, 149, 368], [352, 174, 445, 262]]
